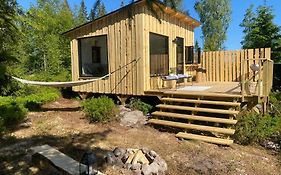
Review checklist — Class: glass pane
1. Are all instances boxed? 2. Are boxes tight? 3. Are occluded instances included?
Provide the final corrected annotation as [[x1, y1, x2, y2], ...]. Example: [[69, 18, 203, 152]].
[[79, 35, 108, 77], [149, 33, 169, 76]]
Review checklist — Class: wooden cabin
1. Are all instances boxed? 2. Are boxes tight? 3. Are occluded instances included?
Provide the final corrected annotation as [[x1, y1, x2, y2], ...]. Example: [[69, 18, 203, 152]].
[[64, 0, 274, 145], [63, 0, 200, 97]]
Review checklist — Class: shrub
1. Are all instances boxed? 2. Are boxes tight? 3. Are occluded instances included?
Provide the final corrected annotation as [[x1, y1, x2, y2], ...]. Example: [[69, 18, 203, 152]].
[[128, 98, 152, 115], [82, 96, 117, 122], [16, 92, 60, 111], [234, 111, 281, 145], [0, 97, 27, 133]]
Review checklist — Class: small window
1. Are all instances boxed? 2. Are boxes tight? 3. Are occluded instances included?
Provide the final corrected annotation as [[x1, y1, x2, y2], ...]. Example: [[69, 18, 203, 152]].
[[78, 35, 108, 77], [185, 46, 194, 64]]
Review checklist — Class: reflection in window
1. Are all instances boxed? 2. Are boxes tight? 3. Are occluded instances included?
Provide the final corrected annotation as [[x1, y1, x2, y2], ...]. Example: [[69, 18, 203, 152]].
[[149, 33, 169, 76], [78, 35, 108, 77]]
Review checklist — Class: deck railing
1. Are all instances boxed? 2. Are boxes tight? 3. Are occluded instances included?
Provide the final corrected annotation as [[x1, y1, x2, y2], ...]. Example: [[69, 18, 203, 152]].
[[201, 48, 273, 98]]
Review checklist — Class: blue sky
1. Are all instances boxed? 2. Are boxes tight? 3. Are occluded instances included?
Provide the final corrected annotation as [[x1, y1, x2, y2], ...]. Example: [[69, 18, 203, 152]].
[[18, 0, 281, 50]]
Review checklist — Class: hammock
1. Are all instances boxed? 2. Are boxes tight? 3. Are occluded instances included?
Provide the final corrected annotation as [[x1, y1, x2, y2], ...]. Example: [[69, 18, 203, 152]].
[[12, 74, 109, 88]]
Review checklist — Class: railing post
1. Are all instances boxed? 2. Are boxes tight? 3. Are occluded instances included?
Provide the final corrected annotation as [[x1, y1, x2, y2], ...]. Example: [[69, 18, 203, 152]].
[[257, 58, 262, 103], [241, 58, 245, 101]]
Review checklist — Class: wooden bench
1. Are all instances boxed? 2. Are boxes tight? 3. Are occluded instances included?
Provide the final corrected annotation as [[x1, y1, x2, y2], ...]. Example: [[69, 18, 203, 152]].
[[30, 144, 105, 175]]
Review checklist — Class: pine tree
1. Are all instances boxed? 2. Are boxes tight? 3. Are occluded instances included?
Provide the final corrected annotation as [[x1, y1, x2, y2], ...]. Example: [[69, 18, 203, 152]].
[[163, 0, 182, 10], [195, 0, 231, 51], [63, 0, 70, 11], [240, 5, 281, 61], [89, 0, 107, 21], [120, 0, 125, 7], [0, 0, 19, 95], [78, 0, 87, 24]]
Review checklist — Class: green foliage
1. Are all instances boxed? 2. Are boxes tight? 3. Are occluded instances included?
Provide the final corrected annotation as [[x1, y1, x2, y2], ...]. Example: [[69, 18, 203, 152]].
[[16, 91, 60, 111], [234, 112, 281, 145], [163, 0, 183, 10], [82, 96, 116, 122], [77, 0, 88, 24], [12, 0, 75, 81], [0, 0, 19, 96], [89, 0, 107, 21], [0, 97, 27, 133], [195, 0, 231, 51], [240, 5, 281, 62], [128, 98, 152, 115]]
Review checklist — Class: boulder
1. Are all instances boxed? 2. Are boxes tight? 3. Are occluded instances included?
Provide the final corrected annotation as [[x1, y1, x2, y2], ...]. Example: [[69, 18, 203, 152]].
[[120, 110, 147, 127]]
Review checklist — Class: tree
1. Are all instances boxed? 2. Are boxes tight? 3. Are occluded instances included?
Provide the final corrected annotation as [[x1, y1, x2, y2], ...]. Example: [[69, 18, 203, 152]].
[[14, 0, 76, 80], [0, 0, 19, 95], [195, 0, 231, 51], [163, 0, 183, 10], [240, 5, 281, 61], [120, 0, 125, 7], [89, 0, 107, 21], [77, 0, 87, 24]]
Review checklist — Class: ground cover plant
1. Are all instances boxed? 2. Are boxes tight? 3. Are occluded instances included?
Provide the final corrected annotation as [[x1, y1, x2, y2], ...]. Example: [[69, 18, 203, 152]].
[[234, 91, 281, 146], [82, 96, 117, 122], [128, 98, 153, 115]]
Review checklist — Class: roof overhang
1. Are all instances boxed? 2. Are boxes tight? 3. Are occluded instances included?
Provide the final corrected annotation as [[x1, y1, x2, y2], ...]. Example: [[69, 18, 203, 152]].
[[63, 0, 200, 36]]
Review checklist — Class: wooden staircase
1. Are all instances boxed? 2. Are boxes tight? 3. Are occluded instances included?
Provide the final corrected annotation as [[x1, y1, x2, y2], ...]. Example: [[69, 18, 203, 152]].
[[148, 91, 242, 145]]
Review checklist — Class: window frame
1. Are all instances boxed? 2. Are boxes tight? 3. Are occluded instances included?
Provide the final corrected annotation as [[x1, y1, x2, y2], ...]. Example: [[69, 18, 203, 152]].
[[149, 32, 170, 77], [77, 34, 109, 78]]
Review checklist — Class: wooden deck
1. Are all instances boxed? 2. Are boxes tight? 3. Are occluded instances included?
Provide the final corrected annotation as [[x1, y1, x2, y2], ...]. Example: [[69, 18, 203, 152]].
[[145, 81, 254, 97]]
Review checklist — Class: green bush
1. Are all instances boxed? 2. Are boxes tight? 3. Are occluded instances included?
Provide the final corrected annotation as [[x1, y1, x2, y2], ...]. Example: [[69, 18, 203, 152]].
[[128, 98, 152, 115], [0, 97, 28, 133], [234, 111, 281, 145], [16, 92, 60, 110], [82, 96, 117, 122]]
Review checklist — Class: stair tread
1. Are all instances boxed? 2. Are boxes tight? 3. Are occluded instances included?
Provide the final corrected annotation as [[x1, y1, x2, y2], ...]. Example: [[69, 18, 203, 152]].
[[152, 111, 238, 124], [156, 104, 239, 115], [161, 97, 241, 106], [164, 91, 242, 98], [148, 119, 235, 134], [176, 132, 233, 145]]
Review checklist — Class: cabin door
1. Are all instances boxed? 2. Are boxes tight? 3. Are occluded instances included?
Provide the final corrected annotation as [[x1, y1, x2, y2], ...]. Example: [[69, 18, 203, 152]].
[[176, 37, 184, 74]]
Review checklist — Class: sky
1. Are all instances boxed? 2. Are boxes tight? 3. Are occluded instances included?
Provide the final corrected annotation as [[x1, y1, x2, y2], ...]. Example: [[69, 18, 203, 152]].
[[18, 0, 281, 50]]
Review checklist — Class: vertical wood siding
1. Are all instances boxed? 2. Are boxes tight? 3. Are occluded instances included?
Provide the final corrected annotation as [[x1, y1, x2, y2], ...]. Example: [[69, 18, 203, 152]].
[[70, 6, 144, 95], [142, 6, 195, 90], [69, 3, 196, 95], [201, 48, 271, 82]]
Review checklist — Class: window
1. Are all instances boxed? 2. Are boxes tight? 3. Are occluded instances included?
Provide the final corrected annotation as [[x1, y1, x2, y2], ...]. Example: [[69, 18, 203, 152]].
[[92, 46, 101, 63], [185, 46, 194, 64], [185, 46, 201, 64], [149, 33, 169, 76], [78, 35, 108, 77]]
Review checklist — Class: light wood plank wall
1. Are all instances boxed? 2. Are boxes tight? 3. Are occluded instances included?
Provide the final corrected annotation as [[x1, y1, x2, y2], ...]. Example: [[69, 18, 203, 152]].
[[142, 6, 195, 90], [69, 3, 196, 95], [201, 48, 271, 82], [69, 5, 145, 96]]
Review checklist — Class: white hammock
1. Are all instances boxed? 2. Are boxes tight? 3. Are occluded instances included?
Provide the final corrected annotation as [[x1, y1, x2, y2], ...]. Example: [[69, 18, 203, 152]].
[[12, 74, 109, 88]]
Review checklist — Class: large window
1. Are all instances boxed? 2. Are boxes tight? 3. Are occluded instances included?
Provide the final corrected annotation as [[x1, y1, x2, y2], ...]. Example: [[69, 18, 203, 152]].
[[78, 35, 108, 77], [149, 33, 169, 76]]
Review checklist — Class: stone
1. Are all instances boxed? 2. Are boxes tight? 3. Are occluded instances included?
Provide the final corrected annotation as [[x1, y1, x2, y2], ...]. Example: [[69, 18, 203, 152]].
[[130, 163, 142, 171], [105, 152, 117, 164], [132, 169, 142, 175], [154, 156, 168, 173], [113, 147, 126, 157], [120, 110, 147, 127], [142, 162, 159, 175], [119, 105, 131, 116], [123, 163, 132, 170], [148, 150, 157, 158]]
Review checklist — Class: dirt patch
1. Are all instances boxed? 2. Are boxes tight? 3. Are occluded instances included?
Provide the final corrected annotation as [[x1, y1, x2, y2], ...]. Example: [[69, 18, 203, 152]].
[[0, 98, 281, 175]]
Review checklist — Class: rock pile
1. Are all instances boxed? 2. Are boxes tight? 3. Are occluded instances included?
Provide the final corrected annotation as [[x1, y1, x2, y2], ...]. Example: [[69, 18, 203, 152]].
[[105, 147, 167, 175]]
